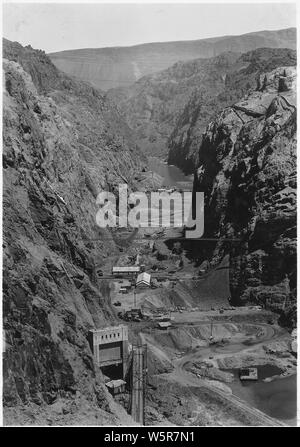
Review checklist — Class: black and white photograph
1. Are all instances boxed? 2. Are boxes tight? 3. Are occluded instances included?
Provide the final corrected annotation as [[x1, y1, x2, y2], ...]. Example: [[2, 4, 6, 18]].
[[1, 0, 298, 429]]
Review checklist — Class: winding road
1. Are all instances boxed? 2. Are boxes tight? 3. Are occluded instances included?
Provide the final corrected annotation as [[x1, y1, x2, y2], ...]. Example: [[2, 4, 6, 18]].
[[156, 320, 289, 426]]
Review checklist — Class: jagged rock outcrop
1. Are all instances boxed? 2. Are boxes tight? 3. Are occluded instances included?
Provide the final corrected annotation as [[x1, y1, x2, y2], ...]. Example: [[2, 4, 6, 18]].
[[192, 66, 296, 326], [2, 39, 144, 424], [168, 48, 296, 172], [107, 48, 296, 162], [107, 52, 240, 158], [50, 28, 296, 90], [107, 52, 245, 159]]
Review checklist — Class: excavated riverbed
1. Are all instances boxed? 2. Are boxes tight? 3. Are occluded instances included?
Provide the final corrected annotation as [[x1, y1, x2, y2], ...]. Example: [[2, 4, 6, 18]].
[[138, 316, 297, 425], [113, 160, 297, 426], [229, 371, 297, 425]]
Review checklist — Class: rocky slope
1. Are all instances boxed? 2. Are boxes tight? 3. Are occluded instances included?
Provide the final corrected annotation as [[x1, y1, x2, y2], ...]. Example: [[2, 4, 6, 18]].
[[107, 48, 296, 162], [108, 52, 241, 159], [2, 39, 146, 424], [168, 48, 296, 172], [191, 66, 296, 326], [49, 28, 296, 90]]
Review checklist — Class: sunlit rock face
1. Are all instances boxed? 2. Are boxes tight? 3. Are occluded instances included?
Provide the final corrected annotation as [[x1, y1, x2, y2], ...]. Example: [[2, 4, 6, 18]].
[[2, 39, 144, 420], [192, 66, 296, 326], [167, 48, 296, 172], [106, 46, 296, 163]]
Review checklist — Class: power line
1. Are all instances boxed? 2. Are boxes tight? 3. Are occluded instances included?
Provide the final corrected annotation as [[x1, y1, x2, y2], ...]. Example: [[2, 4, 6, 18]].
[[73, 237, 242, 241]]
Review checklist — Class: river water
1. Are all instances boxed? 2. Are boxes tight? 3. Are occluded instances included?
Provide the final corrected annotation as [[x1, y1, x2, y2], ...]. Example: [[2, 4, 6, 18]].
[[148, 157, 194, 190], [230, 371, 297, 426]]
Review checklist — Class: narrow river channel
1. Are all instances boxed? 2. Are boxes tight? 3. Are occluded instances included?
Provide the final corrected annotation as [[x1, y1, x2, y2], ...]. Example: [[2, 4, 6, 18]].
[[148, 156, 194, 189]]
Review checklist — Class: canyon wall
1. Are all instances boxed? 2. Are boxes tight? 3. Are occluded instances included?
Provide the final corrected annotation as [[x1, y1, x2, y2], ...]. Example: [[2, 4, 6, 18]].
[[107, 48, 296, 162], [2, 39, 144, 423], [192, 66, 296, 326]]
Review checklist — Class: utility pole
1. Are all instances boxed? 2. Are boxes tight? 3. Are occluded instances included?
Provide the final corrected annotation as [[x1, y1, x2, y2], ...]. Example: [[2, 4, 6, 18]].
[[133, 273, 137, 308], [134, 284, 137, 308], [210, 321, 213, 341]]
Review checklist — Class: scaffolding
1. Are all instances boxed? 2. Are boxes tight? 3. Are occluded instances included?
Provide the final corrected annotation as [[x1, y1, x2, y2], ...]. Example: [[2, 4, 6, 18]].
[[127, 344, 147, 425]]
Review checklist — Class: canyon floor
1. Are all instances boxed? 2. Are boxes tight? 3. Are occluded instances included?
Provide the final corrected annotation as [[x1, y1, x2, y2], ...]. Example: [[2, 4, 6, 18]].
[[3, 164, 297, 427], [100, 221, 297, 426]]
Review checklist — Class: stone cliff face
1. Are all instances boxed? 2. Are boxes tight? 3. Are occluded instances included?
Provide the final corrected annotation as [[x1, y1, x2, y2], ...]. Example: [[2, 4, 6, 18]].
[[2, 39, 143, 424], [168, 48, 296, 172], [192, 66, 296, 326], [49, 28, 296, 90], [108, 52, 243, 158], [107, 48, 296, 163]]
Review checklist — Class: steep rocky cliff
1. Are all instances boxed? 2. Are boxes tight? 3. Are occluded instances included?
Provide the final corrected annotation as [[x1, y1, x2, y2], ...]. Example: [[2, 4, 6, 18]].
[[192, 66, 296, 327], [168, 48, 296, 172], [108, 52, 241, 158], [2, 39, 144, 424], [49, 28, 296, 90], [107, 48, 296, 162]]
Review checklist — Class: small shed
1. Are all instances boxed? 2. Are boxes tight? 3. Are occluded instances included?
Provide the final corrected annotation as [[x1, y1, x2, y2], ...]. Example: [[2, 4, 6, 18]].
[[157, 321, 172, 330], [105, 379, 126, 396], [136, 272, 151, 288], [239, 368, 258, 381]]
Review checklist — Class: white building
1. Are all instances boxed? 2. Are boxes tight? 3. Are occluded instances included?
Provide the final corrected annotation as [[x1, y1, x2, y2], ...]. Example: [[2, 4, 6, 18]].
[[136, 272, 151, 288]]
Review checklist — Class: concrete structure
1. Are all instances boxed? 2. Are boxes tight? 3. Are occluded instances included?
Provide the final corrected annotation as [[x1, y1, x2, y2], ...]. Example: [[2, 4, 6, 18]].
[[124, 309, 142, 321], [131, 344, 147, 425], [136, 272, 151, 288], [239, 368, 258, 381], [89, 325, 128, 377]]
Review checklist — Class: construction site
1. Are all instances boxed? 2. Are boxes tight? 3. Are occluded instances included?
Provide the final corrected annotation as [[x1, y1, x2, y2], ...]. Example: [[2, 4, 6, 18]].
[[2, 15, 297, 428], [89, 224, 297, 427]]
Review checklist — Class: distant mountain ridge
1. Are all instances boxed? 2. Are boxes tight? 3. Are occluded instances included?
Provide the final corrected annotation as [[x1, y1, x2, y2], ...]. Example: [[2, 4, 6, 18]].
[[49, 27, 296, 90], [106, 47, 296, 163]]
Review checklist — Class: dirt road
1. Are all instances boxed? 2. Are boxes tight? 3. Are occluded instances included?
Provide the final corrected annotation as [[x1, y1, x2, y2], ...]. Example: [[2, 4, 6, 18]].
[[155, 319, 288, 426]]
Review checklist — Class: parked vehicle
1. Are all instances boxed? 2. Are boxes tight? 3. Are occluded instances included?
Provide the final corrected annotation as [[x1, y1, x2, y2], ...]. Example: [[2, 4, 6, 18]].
[[113, 301, 121, 306], [119, 287, 128, 294]]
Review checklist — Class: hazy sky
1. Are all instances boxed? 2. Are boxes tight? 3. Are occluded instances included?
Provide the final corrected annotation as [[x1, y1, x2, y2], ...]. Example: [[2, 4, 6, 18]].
[[3, 2, 297, 53]]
